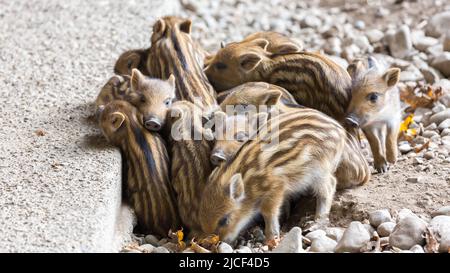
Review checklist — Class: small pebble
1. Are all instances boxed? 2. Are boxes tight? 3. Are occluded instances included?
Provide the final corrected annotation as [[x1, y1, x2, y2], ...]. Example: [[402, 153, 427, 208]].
[[377, 222, 396, 237], [218, 242, 234, 253], [144, 235, 160, 246], [152, 246, 170, 253], [369, 209, 393, 227]]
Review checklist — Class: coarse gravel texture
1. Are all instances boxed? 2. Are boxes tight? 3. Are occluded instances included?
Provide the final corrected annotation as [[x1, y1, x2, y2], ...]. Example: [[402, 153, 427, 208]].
[[0, 0, 179, 252]]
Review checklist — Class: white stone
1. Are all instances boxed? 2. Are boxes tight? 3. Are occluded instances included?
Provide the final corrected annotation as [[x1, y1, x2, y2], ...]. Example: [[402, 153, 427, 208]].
[[300, 15, 321, 29], [366, 29, 384, 43], [325, 227, 345, 242], [369, 209, 393, 227], [432, 206, 450, 217], [310, 235, 337, 253], [273, 227, 304, 253], [377, 222, 396, 237], [410, 245, 425, 253], [389, 216, 427, 250], [218, 242, 233, 253], [426, 11, 450, 38], [399, 143, 413, 154], [429, 109, 450, 125], [139, 244, 155, 253], [429, 215, 450, 253], [385, 25, 413, 58], [406, 177, 423, 183], [335, 222, 371, 253], [438, 119, 450, 130], [235, 246, 252, 253], [414, 36, 439, 51], [305, 229, 326, 241], [432, 104, 447, 114], [431, 52, 450, 78], [442, 128, 450, 137]]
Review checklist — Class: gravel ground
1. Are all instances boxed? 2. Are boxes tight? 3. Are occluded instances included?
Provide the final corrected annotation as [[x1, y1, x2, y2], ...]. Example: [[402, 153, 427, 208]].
[[122, 0, 450, 253]]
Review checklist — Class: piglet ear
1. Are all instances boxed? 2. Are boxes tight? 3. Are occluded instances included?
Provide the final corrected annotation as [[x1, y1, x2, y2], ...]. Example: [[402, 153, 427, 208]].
[[151, 18, 166, 43], [383, 68, 401, 87], [110, 112, 126, 131], [239, 53, 263, 72], [272, 42, 302, 54], [179, 19, 192, 34], [167, 74, 176, 88], [229, 173, 245, 202], [251, 38, 269, 51], [153, 18, 165, 35], [261, 89, 282, 106], [130, 68, 144, 92], [347, 60, 365, 80]]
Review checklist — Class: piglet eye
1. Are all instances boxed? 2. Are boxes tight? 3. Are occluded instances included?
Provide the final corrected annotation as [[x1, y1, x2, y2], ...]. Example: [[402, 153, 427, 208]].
[[215, 62, 227, 70], [218, 214, 230, 227], [140, 96, 146, 103], [367, 93, 379, 103], [164, 98, 172, 107]]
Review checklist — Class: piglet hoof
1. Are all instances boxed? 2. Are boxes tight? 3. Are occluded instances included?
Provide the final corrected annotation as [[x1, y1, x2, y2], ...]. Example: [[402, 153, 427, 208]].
[[265, 236, 280, 250], [374, 161, 388, 173]]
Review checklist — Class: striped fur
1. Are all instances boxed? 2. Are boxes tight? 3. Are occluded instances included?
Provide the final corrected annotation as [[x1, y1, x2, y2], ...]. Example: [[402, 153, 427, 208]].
[[204, 31, 302, 68], [166, 101, 215, 235], [148, 16, 217, 108], [204, 38, 352, 122], [199, 108, 347, 243], [114, 48, 151, 76], [217, 81, 298, 105], [99, 100, 180, 236], [95, 75, 131, 116], [213, 86, 370, 189]]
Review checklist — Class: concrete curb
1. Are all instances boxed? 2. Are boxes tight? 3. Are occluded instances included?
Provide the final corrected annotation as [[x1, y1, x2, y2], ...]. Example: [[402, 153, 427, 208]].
[[0, 0, 179, 252]]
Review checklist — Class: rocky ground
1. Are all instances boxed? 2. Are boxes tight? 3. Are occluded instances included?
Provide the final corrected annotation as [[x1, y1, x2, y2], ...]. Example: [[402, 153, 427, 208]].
[[122, 0, 450, 253]]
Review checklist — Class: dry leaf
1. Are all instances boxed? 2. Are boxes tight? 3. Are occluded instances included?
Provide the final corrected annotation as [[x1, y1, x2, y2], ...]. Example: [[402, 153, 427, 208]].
[[266, 236, 281, 250], [400, 83, 443, 110], [35, 129, 46, 136], [399, 114, 413, 133], [168, 228, 186, 251], [424, 228, 439, 253], [414, 140, 430, 153], [190, 238, 211, 253], [398, 114, 417, 141], [198, 234, 220, 249]]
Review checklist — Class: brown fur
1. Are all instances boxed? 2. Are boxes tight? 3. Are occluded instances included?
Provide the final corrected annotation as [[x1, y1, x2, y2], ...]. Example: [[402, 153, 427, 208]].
[[114, 49, 151, 76], [204, 38, 352, 122], [99, 100, 180, 236], [148, 16, 217, 108], [204, 31, 303, 68], [95, 75, 132, 116], [199, 108, 346, 243], [166, 101, 215, 235], [211, 87, 370, 189]]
